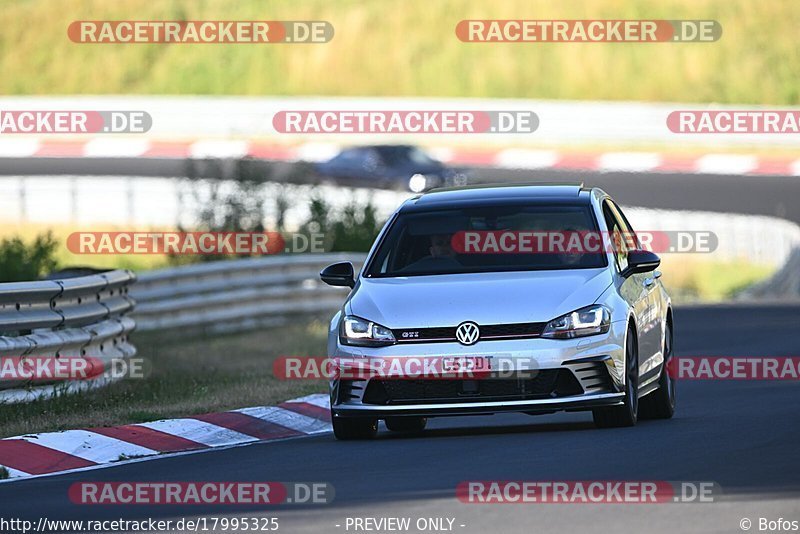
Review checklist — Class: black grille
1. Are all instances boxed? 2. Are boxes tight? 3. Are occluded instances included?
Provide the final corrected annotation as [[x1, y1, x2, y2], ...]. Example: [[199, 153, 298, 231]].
[[393, 322, 546, 343], [336, 380, 366, 404], [362, 369, 582, 405], [569, 361, 615, 394], [482, 322, 547, 338]]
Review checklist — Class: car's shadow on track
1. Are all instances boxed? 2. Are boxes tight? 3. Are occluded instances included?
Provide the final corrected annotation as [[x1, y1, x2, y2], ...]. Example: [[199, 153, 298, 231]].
[[368, 412, 681, 441], [373, 420, 598, 440]]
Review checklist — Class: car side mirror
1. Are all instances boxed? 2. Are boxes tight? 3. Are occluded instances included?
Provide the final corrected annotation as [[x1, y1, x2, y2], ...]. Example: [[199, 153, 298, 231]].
[[622, 250, 661, 277], [320, 262, 356, 288]]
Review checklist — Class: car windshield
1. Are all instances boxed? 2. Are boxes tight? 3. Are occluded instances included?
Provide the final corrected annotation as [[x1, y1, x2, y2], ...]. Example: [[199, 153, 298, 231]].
[[366, 203, 607, 277]]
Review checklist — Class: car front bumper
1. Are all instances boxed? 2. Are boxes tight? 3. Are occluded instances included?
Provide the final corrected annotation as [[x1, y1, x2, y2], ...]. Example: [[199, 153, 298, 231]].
[[333, 391, 626, 418], [330, 320, 629, 419]]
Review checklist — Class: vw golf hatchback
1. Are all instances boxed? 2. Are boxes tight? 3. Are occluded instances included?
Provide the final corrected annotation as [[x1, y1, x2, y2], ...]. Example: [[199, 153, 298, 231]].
[[320, 184, 675, 439]]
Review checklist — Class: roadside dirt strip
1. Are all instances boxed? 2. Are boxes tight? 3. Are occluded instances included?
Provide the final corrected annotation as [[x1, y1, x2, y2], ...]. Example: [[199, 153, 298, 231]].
[[0, 394, 331, 480]]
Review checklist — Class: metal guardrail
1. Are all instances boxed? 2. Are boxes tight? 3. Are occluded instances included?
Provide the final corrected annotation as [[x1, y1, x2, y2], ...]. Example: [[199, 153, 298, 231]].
[[0, 270, 137, 403], [741, 247, 800, 300], [0, 254, 364, 403], [131, 253, 365, 333]]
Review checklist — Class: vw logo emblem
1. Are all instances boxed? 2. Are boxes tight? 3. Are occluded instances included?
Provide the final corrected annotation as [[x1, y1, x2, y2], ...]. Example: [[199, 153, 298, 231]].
[[455, 321, 480, 346]]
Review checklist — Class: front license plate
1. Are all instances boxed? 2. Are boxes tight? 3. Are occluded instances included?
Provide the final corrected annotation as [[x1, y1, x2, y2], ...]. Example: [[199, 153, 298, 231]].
[[441, 356, 492, 374]]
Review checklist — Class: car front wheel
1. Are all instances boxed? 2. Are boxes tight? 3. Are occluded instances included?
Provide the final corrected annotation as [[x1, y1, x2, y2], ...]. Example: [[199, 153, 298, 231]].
[[640, 321, 676, 419], [593, 326, 639, 428]]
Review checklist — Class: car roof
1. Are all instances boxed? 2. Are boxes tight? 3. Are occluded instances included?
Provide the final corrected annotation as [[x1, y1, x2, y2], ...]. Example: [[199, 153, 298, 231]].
[[342, 144, 415, 152], [400, 183, 593, 212]]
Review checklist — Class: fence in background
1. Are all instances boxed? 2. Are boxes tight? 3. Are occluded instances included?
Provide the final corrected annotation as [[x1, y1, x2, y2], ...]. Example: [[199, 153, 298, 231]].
[[2, 176, 799, 269], [624, 208, 800, 267]]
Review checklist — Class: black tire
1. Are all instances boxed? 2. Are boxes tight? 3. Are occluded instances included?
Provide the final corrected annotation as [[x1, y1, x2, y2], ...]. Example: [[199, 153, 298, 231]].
[[385, 416, 427, 433], [332, 414, 378, 440], [593, 326, 639, 428], [640, 320, 676, 420]]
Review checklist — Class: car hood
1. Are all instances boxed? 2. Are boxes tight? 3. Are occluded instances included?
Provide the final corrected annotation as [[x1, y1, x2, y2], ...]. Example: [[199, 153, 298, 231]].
[[348, 268, 613, 328]]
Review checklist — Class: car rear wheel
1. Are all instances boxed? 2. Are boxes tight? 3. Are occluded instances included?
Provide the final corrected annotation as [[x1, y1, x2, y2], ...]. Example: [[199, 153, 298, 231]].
[[332, 414, 378, 440], [593, 326, 639, 428], [639, 321, 676, 419], [385, 416, 427, 433]]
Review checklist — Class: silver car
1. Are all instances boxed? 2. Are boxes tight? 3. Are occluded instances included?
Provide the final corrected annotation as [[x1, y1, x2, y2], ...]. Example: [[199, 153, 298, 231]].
[[320, 184, 675, 440]]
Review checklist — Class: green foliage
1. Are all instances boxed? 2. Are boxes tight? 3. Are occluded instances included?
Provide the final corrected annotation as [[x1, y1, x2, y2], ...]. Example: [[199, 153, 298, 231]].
[[0, 232, 59, 282], [170, 161, 269, 265], [299, 194, 381, 253], [330, 200, 381, 252]]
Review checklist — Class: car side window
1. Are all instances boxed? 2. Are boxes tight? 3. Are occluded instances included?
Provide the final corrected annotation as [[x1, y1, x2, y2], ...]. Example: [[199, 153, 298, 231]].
[[334, 149, 363, 162], [609, 200, 641, 250], [602, 201, 629, 272], [363, 148, 383, 169]]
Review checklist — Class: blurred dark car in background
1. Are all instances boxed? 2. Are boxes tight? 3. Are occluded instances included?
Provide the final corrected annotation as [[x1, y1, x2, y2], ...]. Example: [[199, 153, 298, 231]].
[[314, 144, 469, 192]]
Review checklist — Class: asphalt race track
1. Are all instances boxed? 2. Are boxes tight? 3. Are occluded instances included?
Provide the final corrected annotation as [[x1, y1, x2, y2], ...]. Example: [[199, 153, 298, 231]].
[[1, 303, 799, 533]]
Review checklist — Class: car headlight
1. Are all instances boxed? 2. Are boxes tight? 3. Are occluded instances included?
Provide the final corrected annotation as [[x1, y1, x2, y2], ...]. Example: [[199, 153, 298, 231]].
[[340, 315, 396, 347], [408, 174, 427, 193], [541, 305, 611, 339]]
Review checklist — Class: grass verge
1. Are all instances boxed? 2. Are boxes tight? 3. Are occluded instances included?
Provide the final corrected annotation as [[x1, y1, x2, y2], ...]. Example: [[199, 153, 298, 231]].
[[0, 320, 329, 439], [658, 257, 775, 303], [1, 0, 798, 104]]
